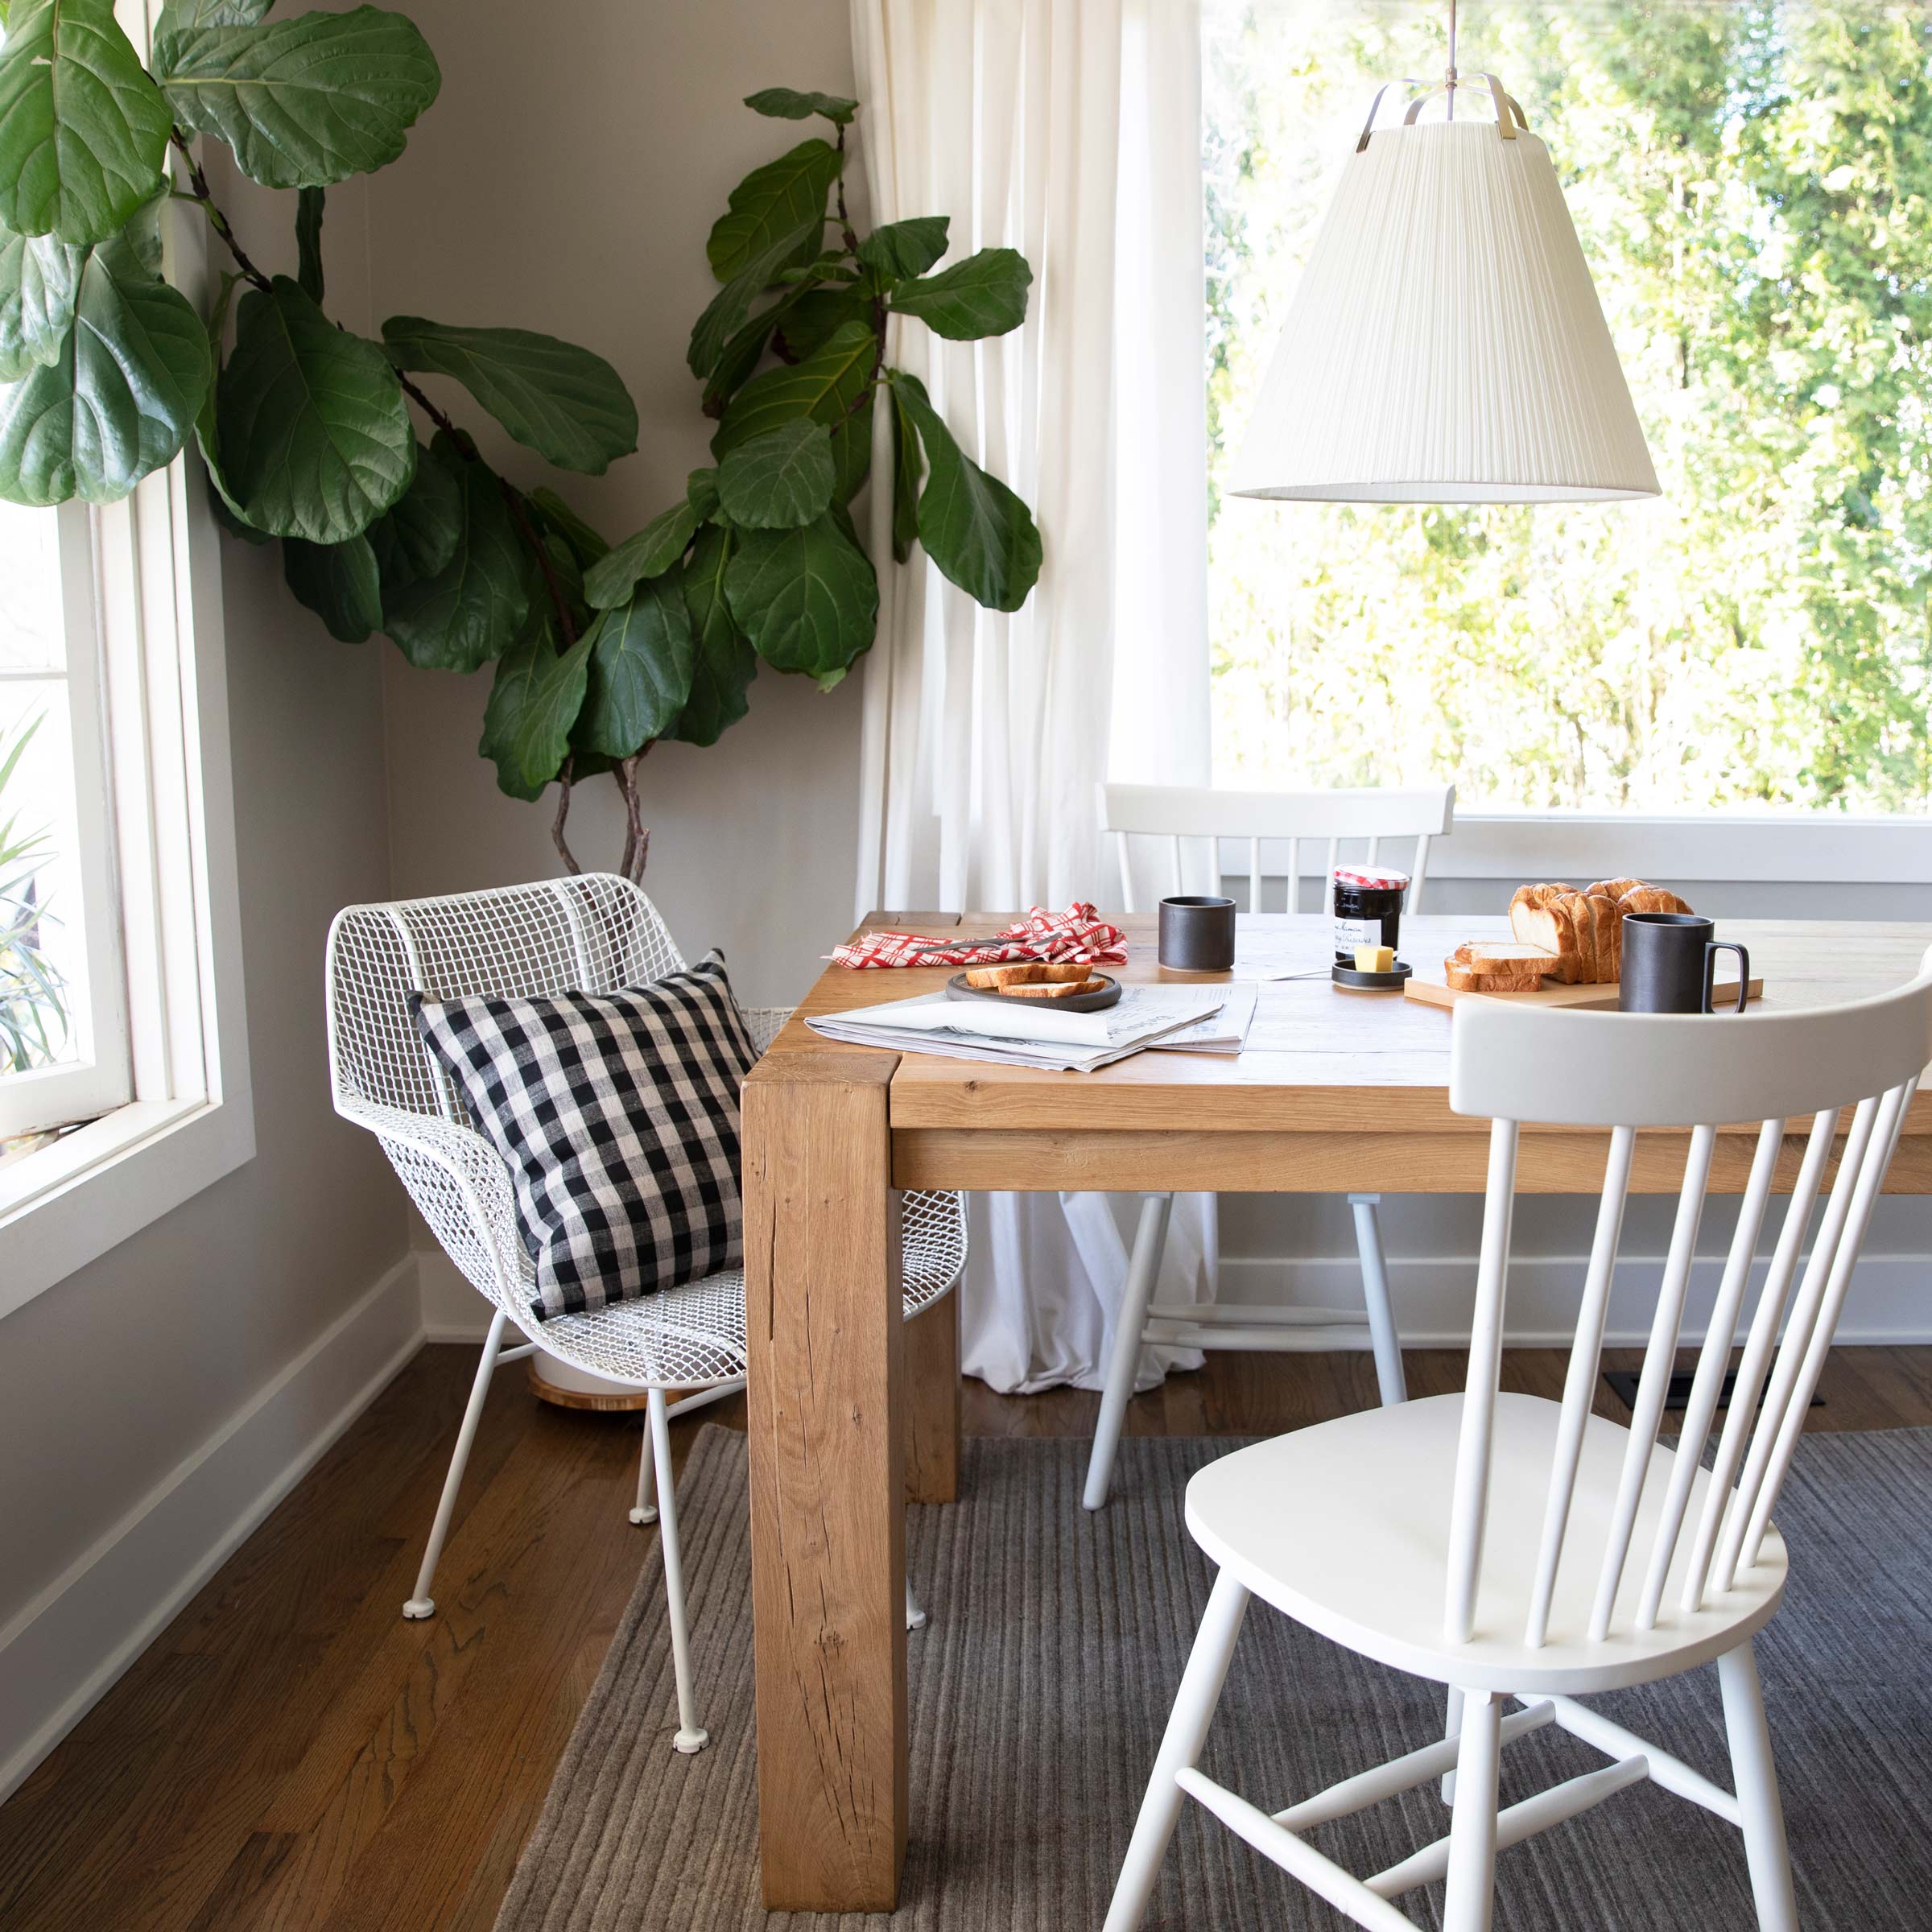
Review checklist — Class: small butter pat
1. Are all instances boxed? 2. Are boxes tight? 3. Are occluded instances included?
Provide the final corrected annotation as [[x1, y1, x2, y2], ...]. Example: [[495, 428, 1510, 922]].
[[1354, 943, 1395, 973]]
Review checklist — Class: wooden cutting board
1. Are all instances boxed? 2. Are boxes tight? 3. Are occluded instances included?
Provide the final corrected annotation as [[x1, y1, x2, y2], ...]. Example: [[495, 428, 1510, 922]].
[[1405, 971, 1764, 1013]]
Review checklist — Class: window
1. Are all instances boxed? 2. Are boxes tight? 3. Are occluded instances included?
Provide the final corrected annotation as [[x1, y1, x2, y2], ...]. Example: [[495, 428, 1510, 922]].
[[1, 503, 130, 1147], [1204, 0, 1932, 815], [0, 208, 252, 1316]]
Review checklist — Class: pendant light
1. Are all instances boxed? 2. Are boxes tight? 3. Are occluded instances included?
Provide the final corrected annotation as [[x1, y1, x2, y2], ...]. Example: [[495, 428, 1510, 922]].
[[1228, 1, 1658, 505]]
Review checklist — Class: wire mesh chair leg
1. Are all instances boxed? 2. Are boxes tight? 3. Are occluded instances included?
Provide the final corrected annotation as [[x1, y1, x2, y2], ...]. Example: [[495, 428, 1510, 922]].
[[403, 1309, 506, 1620], [630, 1413, 657, 1525], [647, 1385, 708, 1754]]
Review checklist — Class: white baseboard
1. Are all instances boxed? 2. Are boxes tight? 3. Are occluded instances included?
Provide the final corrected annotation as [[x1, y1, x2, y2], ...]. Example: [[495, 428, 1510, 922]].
[[1216, 1252, 1932, 1346], [0, 1253, 426, 1804]]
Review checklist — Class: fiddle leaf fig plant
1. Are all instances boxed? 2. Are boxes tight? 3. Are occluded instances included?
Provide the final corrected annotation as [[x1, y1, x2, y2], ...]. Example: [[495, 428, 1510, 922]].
[[0, 17, 1043, 880]]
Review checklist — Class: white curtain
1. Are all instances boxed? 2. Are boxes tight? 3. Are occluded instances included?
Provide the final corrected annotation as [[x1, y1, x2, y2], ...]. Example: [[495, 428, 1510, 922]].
[[851, 0, 1216, 1393]]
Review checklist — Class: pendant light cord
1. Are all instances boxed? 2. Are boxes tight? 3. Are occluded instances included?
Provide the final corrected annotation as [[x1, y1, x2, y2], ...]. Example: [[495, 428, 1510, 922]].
[[1446, 0, 1458, 119]]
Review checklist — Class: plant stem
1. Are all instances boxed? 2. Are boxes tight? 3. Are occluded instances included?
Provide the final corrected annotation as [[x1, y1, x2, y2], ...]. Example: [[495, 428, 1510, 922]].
[[835, 125, 861, 258], [169, 130, 272, 294], [551, 759, 582, 874]]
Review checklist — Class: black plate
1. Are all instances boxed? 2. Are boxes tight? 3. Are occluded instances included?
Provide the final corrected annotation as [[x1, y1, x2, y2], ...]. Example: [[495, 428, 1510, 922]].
[[1331, 960, 1413, 993], [946, 971, 1123, 1013]]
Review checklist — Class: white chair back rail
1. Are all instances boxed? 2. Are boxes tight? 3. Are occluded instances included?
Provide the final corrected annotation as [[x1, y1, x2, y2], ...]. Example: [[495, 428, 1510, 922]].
[[1096, 781, 1454, 916], [1443, 956, 1932, 1654]]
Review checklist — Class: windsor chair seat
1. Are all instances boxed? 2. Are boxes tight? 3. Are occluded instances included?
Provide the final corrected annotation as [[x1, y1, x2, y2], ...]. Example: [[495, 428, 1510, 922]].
[[1186, 1390, 1785, 1696]]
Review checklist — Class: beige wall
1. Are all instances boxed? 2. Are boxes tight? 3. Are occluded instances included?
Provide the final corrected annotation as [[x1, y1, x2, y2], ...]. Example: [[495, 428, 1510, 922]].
[[370, 0, 866, 1005]]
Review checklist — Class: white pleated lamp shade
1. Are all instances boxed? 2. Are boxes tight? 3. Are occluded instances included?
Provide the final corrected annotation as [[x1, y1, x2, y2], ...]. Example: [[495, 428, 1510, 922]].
[[1230, 118, 1659, 504]]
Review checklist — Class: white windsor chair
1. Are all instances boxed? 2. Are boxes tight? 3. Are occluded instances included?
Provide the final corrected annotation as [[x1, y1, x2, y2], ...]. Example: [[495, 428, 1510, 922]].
[[1104, 949, 1932, 1932], [324, 874, 965, 1754], [1085, 781, 1456, 1509]]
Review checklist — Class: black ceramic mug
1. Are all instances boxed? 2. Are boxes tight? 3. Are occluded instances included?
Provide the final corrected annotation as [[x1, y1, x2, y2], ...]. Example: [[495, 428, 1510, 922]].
[[1620, 912, 1749, 1015], [1158, 895, 1236, 972]]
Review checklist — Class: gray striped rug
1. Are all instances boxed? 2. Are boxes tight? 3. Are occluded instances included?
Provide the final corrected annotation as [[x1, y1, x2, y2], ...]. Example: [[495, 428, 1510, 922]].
[[495, 1426, 1932, 1930]]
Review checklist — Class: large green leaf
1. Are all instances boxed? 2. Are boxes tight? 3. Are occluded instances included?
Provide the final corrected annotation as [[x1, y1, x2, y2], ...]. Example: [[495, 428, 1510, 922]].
[[857, 217, 949, 284], [584, 499, 699, 610], [742, 86, 857, 126], [156, 0, 275, 30], [776, 287, 873, 362], [888, 378, 922, 565], [382, 435, 530, 671], [670, 522, 755, 745], [724, 512, 877, 687], [380, 317, 638, 477], [217, 276, 413, 542], [364, 438, 460, 593], [154, 7, 440, 191], [700, 281, 813, 419], [0, 222, 85, 379], [0, 237, 209, 506], [716, 419, 836, 530], [687, 221, 819, 379], [481, 609, 591, 802], [891, 373, 1040, 611], [575, 572, 696, 758], [713, 319, 874, 505], [0, 0, 171, 246], [706, 139, 841, 283], [526, 487, 608, 568], [283, 532, 381, 642], [889, 247, 1031, 340]]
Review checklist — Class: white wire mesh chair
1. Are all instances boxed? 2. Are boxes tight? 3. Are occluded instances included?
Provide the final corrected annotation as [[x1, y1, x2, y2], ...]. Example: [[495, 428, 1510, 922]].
[[324, 873, 965, 1754], [1105, 953, 1932, 1932]]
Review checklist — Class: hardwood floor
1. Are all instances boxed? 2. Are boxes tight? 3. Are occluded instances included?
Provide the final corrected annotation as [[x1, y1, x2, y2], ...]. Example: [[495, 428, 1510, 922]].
[[2, 1340, 1927, 1931]]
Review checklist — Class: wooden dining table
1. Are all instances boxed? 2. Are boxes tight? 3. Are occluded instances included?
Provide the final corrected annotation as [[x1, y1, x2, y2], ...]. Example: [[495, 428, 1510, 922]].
[[740, 909, 1932, 1912]]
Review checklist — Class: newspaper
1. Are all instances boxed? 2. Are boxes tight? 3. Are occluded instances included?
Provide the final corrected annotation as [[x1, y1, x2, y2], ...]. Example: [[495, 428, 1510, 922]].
[[1149, 983, 1257, 1055], [806, 985, 1227, 1073]]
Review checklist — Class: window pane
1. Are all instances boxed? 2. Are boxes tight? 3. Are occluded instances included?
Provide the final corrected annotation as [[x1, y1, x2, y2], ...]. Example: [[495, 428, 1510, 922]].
[[1, 505, 92, 1084], [1205, 0, 1932, 811]]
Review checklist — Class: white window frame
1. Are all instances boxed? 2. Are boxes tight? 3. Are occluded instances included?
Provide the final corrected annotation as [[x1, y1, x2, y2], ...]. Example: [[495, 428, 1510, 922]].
[[0, 498, 133, 1136], [0, 89, 254, 1320]]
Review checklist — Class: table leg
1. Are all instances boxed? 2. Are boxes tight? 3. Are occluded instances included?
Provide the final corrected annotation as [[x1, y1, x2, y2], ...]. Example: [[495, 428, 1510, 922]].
[[906, 1287, 963, 1504], [743, 1051, 908, 1912]]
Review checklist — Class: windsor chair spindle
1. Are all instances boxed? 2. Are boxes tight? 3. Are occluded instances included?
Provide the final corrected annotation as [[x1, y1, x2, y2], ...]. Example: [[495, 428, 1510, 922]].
[[1104, 950, 1932, 1932]]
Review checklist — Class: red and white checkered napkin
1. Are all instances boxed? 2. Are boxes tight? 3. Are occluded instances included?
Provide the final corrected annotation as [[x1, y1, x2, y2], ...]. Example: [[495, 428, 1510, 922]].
[[830, 902, 1129, 970]]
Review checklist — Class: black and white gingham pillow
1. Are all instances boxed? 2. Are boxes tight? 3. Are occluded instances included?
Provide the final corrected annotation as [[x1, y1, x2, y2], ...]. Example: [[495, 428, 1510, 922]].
[[410, 952, 758, 1322]]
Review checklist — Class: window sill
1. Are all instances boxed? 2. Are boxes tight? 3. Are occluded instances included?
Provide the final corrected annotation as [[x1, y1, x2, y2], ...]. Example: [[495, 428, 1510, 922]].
[[0, 1092, 254, 1323], [1218, 809, 1932, 887]]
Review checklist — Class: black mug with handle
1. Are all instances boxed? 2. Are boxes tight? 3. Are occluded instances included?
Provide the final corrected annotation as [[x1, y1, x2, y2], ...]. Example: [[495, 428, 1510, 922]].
[[1620, 912, 1749, 1014]]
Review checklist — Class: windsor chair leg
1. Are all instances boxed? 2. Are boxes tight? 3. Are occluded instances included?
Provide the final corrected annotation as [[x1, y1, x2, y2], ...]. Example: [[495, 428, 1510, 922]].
[[1349, 1194, 1408, 1406], [1084, 1192, 1174, 1511], [1440, 1684, 1465, 1804], [402, 1308, 506, 1619], [1443, 1688, 1502, 1932], [1719, 1641, 1798, 1932], [647, 1385, 708, 1754], [630, 1413, 657, 1525], [1102, 1569, 1250, 1932]]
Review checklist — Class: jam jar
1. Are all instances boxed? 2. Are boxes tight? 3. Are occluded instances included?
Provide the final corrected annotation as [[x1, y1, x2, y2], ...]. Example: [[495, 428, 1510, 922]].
[[1331, 866, 1410, 965]]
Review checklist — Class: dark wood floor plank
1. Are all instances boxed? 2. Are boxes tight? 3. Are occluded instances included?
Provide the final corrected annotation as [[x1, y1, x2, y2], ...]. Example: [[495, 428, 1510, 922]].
[[4, 1337, 1929, 1932]]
